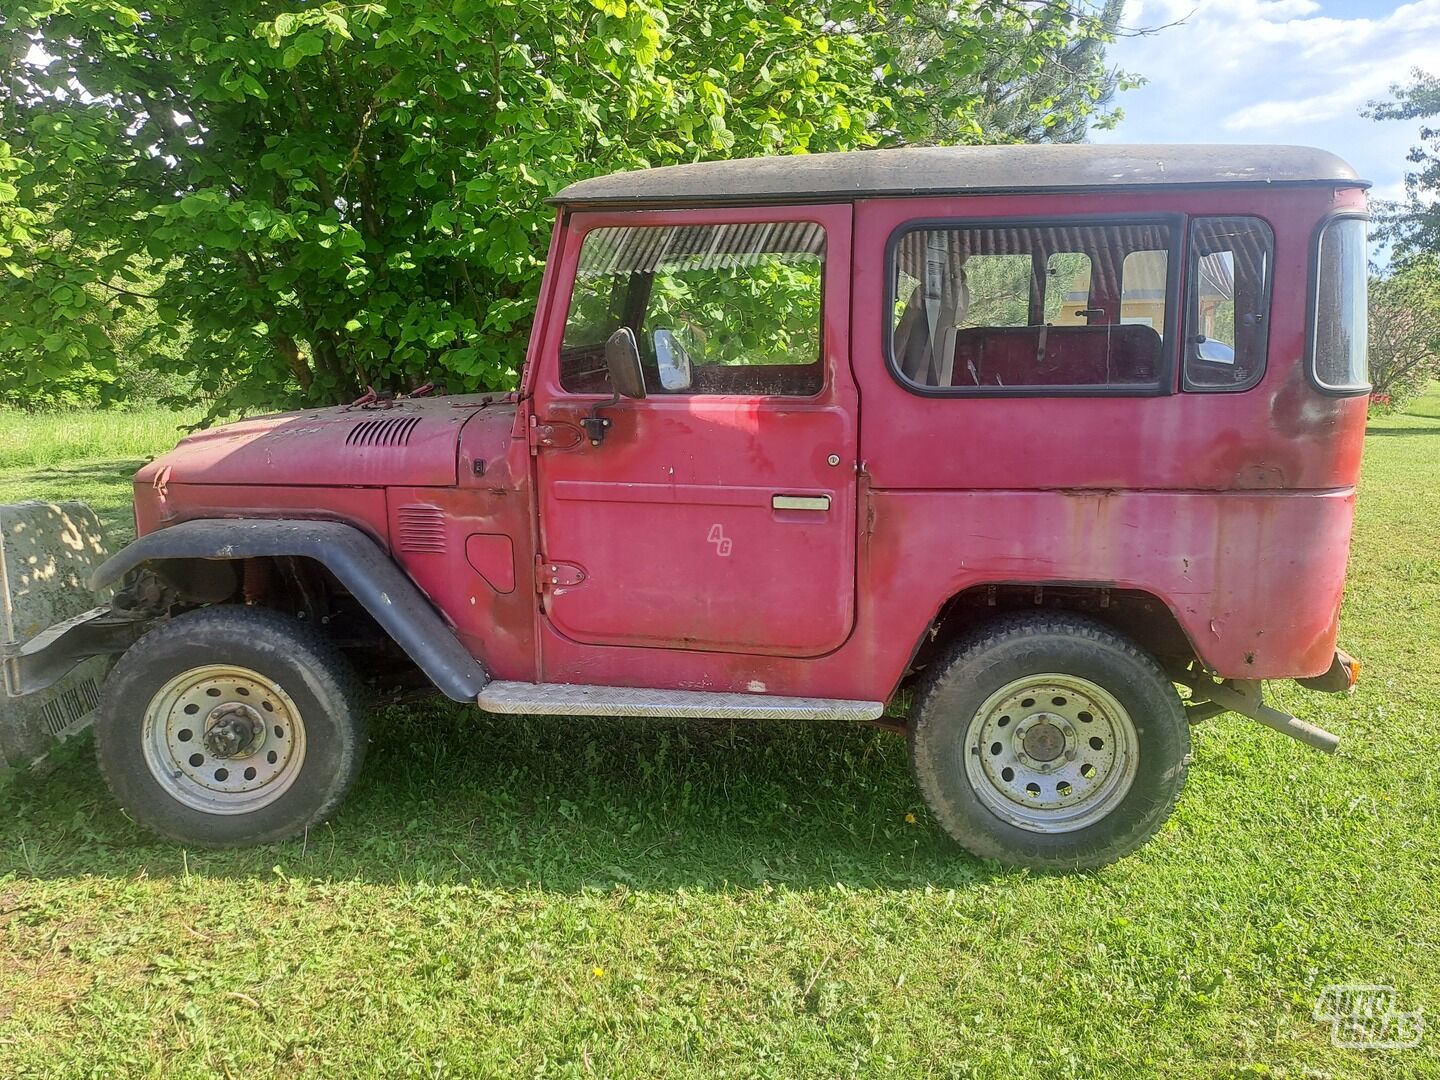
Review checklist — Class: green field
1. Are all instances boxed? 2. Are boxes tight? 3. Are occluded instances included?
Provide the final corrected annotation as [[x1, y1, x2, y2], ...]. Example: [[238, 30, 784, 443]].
[[2, 392, 1437, 1078]]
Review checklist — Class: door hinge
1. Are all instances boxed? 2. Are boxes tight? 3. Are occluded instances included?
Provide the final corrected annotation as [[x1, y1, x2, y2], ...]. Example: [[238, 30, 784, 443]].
[[528, 416, 583, 453], [535, 556, 586, 591]]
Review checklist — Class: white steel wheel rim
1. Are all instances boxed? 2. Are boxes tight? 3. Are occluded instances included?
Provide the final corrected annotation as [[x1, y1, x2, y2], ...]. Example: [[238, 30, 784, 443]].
[[963, 673, 1138, 834], [141, 664, 307, 815]]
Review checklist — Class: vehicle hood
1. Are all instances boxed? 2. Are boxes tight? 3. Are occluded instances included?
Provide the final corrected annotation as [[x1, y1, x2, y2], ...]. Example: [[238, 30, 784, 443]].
[[137, 394, 517, 489]]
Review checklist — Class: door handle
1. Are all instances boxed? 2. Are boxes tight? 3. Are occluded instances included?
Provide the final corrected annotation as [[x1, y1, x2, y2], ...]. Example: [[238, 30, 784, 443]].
[[772, 494, 831, 512]]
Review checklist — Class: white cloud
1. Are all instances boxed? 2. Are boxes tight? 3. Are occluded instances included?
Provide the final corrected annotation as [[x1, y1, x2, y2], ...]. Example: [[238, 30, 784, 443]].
[[1114, 0, 1440, 130], [1220, 2, 1440, 130], [1097, 0, 1440, 257], [1226, 80, 1389, 130]]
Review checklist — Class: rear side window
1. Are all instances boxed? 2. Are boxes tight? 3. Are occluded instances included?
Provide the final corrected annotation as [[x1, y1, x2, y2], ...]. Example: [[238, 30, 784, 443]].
[[889, 221, 1173, 393], [561, 221, 825, 397], [1184, 217, 1274, 391], [1311, 217, 1370, 392]]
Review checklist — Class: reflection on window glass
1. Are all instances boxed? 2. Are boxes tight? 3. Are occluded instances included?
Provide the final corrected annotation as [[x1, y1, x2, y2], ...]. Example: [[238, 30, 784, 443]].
[[891, 222, 1172, 390], [958, 254, 1033, 328], [561, 222, 824, 396], [1312, 217, 1369, 391], [1195, 251, 1236, 349], [1044, 252, 1093, 324], [1184, 217, 1273, 390], [1120, 251, 1168, 329]]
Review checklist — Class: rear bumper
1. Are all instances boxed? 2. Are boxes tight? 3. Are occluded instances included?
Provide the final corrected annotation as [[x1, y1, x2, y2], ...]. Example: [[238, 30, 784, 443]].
[[1295, 648, 1361, 694]]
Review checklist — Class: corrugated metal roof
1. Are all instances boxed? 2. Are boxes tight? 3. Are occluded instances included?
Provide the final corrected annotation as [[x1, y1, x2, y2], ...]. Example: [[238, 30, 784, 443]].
[[550, 144, 1365, 208]]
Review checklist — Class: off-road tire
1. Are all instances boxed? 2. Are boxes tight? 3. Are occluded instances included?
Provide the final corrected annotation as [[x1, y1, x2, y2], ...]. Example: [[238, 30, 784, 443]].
[[909, 613, 1189, 871], [95, 605, 368, 847]]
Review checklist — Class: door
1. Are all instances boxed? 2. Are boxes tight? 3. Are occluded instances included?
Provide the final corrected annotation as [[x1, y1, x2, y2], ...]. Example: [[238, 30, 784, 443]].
[[531, 204, 857, 658]]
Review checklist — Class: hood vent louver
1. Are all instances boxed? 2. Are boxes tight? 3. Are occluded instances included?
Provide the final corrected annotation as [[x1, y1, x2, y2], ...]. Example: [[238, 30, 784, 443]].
[[346, 415, 422, 448], [396, 505, 447, 554]]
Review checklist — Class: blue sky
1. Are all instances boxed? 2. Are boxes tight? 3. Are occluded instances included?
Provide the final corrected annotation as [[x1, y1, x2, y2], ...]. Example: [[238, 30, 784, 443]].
[[1094, 0, 1440, 215]]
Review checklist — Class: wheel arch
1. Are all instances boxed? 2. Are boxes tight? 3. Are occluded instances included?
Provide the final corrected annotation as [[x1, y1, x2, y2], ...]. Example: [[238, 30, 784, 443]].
[[906, 582, 1201, 691], [91, 519, 488, 702]]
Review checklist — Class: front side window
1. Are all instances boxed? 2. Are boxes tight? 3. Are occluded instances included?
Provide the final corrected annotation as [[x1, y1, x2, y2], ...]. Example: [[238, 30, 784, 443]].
[[1184, 217, 1274, 391], [561, 221, 825, 396], [1311, 216, 1370, 392], [890, 222, 1173, 392]]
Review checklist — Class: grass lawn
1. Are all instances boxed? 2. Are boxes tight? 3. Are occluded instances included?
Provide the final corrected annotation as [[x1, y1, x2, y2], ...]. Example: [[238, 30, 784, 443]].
[[2, 391, 1437, 1078], [0, 408, 205, 541]]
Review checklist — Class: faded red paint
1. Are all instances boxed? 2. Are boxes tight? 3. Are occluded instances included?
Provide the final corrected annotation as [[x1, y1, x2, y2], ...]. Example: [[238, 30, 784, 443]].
[[131, 177, 1368, 699], [132, 394, 485, 489]]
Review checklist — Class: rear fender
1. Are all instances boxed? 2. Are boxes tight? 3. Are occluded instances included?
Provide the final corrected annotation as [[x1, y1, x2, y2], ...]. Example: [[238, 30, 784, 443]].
[[91, 519, 489, 702]]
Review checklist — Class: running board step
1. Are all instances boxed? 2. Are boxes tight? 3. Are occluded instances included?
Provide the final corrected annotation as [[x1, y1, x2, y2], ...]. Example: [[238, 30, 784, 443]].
[[477, 682, 885, 722]]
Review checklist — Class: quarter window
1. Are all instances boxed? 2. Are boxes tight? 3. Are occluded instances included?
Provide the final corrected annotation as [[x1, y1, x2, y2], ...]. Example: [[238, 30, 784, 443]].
[[1311, 217, 1370, 392], [561, 221, 825, 396], [890, 222, 1173, 392], [1184, 217, 1274, 391]]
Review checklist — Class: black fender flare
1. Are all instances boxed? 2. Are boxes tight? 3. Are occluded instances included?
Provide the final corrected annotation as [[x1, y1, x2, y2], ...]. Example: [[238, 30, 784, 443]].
[[90, 519, 488, 702]]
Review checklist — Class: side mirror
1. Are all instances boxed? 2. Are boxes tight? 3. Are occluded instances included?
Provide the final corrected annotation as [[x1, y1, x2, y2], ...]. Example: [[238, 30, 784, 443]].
[[604, 328, 647, 400]]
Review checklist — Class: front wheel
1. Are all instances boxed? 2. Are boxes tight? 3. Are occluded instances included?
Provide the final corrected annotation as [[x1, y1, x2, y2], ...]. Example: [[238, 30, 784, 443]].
[[909, 614, 1190, 871], [95, 606, 367, 847]]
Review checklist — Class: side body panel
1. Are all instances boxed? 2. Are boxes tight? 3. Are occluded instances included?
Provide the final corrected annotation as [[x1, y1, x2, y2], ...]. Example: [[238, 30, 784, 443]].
[[527, 183, 1366, 695], [849, 185, 1369, 681], [861, 488, 1357, 680]]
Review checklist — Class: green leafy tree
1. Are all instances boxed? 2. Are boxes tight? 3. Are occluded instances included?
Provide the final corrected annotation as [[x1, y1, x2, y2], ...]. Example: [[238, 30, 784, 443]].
[[1367, 258, 1440, 410], [1366, 70, 1440, 259], [886, 0, 1131, 144], [2, 0, 1131, 415], [1365, 72, 1440, 408]]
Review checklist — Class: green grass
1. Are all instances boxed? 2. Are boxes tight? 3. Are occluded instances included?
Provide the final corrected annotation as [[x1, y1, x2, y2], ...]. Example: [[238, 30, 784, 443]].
[[2, 392, 1438, 1078], [0, 408, 203, 540]]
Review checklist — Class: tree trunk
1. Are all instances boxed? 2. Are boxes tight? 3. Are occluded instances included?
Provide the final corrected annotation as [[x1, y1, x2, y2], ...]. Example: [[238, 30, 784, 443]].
[[271, 333, 312, 392]]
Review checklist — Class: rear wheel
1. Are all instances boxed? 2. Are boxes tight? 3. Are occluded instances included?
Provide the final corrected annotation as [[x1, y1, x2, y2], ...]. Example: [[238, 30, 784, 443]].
[[909, 613, 1189, 871], [96, 606, 367, 847]]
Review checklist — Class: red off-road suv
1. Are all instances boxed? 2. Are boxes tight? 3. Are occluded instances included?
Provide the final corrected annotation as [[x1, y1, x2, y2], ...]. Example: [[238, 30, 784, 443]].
[[4, 144, 1369, 869]]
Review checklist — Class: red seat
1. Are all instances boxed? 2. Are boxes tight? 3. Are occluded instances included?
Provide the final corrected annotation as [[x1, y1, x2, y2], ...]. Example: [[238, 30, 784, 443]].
[[950, 324, 1162, 388]]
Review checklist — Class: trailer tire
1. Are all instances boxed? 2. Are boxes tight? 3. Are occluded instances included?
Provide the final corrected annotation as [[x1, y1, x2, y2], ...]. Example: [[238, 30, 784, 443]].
[[909, 613, 1189, 871], [95, 606, 367, 847]]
